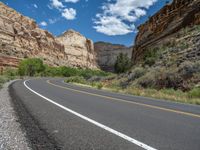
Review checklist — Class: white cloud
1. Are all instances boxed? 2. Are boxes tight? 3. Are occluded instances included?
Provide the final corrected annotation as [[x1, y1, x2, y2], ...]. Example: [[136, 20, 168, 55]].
[[62, 8, 76, 20], [64, 0, 79, 3], [48, 0, 77, 21], [33, 4, 38, 8], [50, 0, 64, 10], [49, 18, 60, 24], [94, 16, 135, 36], [93, 0, 157, 36], [39, 21, 48, 26]]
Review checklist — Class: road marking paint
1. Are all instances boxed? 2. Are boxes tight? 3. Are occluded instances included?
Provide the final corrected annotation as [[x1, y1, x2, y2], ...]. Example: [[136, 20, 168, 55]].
[[24, 80, 157, 150], [47, 80, 200, 119]]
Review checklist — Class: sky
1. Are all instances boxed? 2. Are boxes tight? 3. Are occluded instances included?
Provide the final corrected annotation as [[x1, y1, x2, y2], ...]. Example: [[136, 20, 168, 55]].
[[1, 0, 169, 46]]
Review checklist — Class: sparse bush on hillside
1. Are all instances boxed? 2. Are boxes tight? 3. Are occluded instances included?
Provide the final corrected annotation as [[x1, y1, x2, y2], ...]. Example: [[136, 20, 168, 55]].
[[143, 47, 160, 66], [179, 42, 189, 49], [128, 67, 146, 81], [136, 68, 184, 90], [163, 40, 176, 48], [179, 61, 200, 79], [114, 53, 132, 73], [137, 72, 156, 88], [65, 76, 86, 84], [155, 69, 183, 90]]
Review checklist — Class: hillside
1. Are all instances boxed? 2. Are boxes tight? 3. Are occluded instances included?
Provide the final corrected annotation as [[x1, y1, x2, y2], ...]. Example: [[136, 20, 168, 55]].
[[132, 0, 200, 63]]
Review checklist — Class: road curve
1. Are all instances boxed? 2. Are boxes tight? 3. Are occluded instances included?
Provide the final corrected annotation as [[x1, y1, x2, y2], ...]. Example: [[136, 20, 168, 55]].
[[10, 78, 200, 150]]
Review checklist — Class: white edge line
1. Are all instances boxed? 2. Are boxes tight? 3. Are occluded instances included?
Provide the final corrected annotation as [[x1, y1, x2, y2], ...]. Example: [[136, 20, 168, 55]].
[[23, 80, 157, 150]]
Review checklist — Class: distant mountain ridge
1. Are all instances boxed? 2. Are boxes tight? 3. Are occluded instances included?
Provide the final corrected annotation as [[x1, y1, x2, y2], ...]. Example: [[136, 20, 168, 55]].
[[94, 41, 132, 72]]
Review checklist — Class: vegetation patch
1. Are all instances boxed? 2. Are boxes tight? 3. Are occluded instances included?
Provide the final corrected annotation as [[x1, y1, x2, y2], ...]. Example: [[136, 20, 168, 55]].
[[114, 53, 132, 73], [18, 58, 111, 78]]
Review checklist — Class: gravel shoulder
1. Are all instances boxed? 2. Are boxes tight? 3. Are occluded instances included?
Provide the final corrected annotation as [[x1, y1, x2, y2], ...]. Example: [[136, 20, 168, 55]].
[[0, 80, 31, 150], [0, 80, 59, 150]]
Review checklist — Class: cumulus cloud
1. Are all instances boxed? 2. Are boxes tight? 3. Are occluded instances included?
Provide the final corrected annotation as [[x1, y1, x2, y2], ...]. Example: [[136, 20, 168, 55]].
[[64, 0, 79, 3], [39, 21, 48, 26], [62, 8, 76, 20], [93, 0, 157, 36], [49, 0, 77, 20], [50, 0, 64, 10]]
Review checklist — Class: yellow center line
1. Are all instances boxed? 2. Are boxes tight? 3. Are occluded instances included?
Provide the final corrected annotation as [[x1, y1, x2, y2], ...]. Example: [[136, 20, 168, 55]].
[[47, 80, 200, 119]]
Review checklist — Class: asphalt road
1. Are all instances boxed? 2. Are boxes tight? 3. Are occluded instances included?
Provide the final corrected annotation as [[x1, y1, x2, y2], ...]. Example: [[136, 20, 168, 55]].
[[10, 78, 200, 150]]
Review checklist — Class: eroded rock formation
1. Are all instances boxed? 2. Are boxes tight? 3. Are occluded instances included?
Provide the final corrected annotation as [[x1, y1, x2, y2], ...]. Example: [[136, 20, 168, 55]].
[[94, 42, 132, 72], [0, 2, 98, 70], [56, 30, 97, 69], [132, 0, 200, 63]]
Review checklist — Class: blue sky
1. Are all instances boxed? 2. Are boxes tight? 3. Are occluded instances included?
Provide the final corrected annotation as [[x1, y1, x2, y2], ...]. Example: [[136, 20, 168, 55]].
[[1, 0, 169, 46]]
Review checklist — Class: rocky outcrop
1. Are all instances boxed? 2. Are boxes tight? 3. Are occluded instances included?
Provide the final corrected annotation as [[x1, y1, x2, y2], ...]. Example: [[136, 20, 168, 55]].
[[56, 30, 97, 69], [132, 0, 200, 63], [94, 42, 132, 72], [0, 2, 98, 70]]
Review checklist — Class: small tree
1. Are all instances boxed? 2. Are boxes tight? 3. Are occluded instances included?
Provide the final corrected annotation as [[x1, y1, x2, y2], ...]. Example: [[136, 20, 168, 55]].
[[114, 53, 132, 73], [18, 58, 45, 76]]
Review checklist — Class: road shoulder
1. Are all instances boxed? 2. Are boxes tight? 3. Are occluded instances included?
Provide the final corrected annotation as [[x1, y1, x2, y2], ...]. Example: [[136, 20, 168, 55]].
[[0, 80, 31, 149], [0, 80, 60, 150]]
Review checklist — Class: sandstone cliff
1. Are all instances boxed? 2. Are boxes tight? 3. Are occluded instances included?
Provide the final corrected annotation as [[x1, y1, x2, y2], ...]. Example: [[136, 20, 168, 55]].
[[132, 0, 200, 63], [56, 30, 97, 69], [0, 2, 98, 69], [94, 42, 132, 72]]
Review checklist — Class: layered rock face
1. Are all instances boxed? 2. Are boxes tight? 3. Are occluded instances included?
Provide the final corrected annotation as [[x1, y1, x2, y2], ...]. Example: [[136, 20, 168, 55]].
[[0, 2, 98, 69], [132, 0, 200, 63], [94, 42, 132, 72], [56, 30, 97, 69]]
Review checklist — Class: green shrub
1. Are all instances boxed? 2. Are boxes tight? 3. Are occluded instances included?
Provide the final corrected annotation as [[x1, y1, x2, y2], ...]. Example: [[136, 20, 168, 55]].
[[65, 76, 86, 84], [90, 82, 104, 89], [188, 87, 200, 98], [143, 48, 159, 66], [0, 76, 7, 84], [114, 53, 132, 73], [4, 68, 18, 77], [18, 58, 45, 76], [96, 82, 103, 89]]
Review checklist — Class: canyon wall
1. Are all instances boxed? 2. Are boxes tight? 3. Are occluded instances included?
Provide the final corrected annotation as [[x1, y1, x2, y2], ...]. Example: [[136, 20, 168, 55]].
[[56, 30, 97, 69], [0, 2, 98, 70], [132, 0, 200, 63], [94, 42, 132, 72]]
